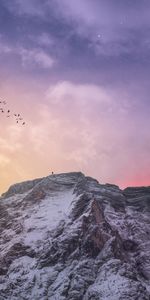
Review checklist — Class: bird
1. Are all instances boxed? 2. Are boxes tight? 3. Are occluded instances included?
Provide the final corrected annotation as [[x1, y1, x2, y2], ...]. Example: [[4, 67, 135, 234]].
[[0, 100, 6, 105], [0, 98, 26, 126]]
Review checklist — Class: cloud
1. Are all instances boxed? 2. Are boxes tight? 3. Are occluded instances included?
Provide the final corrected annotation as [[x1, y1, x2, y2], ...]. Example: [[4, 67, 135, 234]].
[[0, 79, 150, 193], [0, 154, 10, 167], [56, 0, 150, 29], [0, 124, 23, 153], [1, 81, 124, 175], [1, 2, 150, 192], [2, 0, 150, 61], [19, 48, 55, 69], [46, 81, 133, 120], [52, 0, 150, 58], [46, 81, 111, 104], [0, 43, 12, 54], [36, 33, 54, 47], [4, 0, 45, 17], [0, 39, 55, 69]]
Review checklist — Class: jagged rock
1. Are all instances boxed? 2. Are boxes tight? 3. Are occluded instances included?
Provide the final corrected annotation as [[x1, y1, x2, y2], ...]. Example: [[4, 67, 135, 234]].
[[0, 172, 149, 299]]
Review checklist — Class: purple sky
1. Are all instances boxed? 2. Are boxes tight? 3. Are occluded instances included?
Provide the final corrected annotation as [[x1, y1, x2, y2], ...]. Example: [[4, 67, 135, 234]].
[[0, 0, 150, 192]]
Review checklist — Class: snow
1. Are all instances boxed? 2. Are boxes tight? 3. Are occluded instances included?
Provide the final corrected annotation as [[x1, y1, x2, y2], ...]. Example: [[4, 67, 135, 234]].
[[0, 184, 79, 256], [85, 259, 138, 300], [22, 189, 75, 247], [0, 172, 150, 299]]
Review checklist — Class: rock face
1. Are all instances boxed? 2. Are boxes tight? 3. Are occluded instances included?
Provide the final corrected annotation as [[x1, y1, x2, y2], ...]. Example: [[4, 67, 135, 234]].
[[0, 172, 150, 300]]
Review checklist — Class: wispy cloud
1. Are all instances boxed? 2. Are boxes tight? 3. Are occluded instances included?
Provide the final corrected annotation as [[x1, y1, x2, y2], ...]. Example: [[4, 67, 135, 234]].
[[0, 1, 150, 192], [0, 79, 150, 192], [51, 0, 150, 58], [0, 39, 55, 69], [46, 81, 133, 119], [0, 154, 10, 167], [19, 48, 55, 69], [4, 0, 45, 17], [2, 0, 150, 60]]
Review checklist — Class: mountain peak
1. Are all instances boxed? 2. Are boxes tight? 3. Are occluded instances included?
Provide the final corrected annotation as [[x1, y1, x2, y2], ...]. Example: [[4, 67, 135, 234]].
[[0, 172, 150, 299], [1, 172, 85, 198]]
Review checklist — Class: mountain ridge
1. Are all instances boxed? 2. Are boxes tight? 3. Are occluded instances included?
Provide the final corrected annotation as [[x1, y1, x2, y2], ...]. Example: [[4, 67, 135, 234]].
[[0, 172, 149, 299], [2, 172, 150, 199]]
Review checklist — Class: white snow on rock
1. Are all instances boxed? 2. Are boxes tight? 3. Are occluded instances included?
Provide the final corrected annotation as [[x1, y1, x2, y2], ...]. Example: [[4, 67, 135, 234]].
[[0, 172, 149, 300], [23, 189, 75, 247]]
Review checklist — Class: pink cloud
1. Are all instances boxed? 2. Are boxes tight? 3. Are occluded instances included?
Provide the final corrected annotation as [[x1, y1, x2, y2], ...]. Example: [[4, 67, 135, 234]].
[[0, 80, 150, 193]]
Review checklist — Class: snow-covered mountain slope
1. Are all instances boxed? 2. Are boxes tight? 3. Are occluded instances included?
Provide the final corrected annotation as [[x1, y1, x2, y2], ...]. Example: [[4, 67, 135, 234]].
[[0, 172, 150, 300]]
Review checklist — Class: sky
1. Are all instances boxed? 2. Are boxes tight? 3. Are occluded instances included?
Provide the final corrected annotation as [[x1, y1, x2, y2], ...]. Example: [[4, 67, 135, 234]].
[[0, 0, 150, 193]]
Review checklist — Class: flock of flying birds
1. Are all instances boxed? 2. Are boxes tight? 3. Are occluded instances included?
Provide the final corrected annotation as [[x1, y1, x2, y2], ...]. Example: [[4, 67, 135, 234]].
[[0, 100, 26, 125]]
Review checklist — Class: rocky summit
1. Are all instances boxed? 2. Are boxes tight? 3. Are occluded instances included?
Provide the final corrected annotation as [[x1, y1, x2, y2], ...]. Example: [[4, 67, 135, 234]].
[[0, 172, 150, 300]]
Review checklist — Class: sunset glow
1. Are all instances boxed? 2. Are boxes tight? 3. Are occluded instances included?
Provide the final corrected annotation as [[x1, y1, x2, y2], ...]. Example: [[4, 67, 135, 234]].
[[0, 0, 150, 193]]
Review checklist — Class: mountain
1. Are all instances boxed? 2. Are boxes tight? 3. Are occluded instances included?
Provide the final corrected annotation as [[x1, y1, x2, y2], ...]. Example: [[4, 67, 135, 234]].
[[0, 172, 150, 300]]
